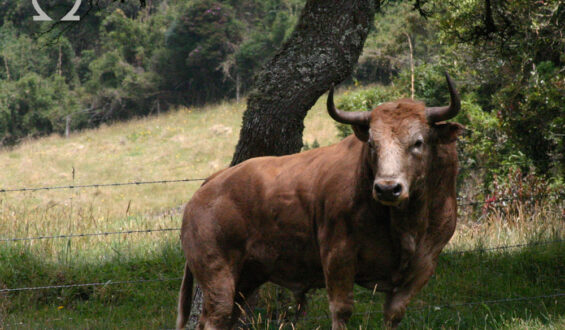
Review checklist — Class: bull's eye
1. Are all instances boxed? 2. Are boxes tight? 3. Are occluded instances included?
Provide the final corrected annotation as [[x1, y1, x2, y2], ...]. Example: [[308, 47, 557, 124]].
[[411, 139, 424, 155], [368, 140, 378, 156]]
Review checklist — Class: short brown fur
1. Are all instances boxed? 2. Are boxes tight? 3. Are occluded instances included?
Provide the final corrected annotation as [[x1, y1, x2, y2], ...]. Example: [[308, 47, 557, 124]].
[[177, 97, 462, 329]]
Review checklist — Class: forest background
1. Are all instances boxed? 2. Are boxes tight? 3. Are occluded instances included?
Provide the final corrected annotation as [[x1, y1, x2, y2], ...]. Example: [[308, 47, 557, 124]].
[[0, 0, 563, 181]]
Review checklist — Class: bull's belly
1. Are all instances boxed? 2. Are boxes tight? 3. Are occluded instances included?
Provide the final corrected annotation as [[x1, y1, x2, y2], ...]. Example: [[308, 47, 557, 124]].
[[355, 239, 398, 283], [242, 235, 398, 294], [242, 232, 323, 291]]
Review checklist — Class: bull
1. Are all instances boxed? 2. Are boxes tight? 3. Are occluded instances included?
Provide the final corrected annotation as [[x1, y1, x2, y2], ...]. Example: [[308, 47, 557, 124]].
[[176, 73, 462, 329]]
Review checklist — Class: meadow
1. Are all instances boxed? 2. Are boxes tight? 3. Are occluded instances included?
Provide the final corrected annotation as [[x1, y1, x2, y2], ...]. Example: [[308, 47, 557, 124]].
[[0, 91, 563, 329]]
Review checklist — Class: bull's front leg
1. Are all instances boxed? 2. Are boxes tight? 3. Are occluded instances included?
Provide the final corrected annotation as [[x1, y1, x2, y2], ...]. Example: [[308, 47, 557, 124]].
[[321, 239, 356, 330], [384, 253, 435, 329]]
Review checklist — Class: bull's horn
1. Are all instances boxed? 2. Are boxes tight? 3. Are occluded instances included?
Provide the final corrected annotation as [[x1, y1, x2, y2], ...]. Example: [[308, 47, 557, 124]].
[[425, 72, 461, 123], [327, 84, 371, 126]]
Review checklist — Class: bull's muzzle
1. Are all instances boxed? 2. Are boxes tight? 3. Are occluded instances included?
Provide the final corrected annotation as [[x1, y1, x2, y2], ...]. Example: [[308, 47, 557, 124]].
[[373, 180, 405, 205]]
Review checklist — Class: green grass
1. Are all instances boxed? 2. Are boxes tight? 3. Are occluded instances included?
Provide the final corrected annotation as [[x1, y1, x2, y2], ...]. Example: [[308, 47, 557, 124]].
[[1, 241, 562, 329], [0, 92, 563, 328]]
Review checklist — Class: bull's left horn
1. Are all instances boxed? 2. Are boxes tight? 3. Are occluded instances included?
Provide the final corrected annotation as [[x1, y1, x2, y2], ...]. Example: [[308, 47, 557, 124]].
[[425, 72, 461, 123], [327, 84, 371, 126]]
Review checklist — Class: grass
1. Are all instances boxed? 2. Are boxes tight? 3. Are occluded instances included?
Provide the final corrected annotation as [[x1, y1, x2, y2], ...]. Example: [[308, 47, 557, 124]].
[[0, 90, 563, 328], [2, 241, 562, 329]]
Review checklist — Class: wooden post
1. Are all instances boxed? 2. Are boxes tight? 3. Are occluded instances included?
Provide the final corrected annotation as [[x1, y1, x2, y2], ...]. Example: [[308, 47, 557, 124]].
[[65, 115, 70, 138], [404, 32, 415, 100], [236, 73, 241, 103]]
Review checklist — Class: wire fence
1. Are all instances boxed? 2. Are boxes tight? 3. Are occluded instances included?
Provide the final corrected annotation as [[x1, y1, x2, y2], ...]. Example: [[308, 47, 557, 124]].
[[1, 239, 562, 294], [0, 227, 180, 242], [0, 177, 206, 193], [4, 292, 564, 329], [1, 158, 563, 193], [1, 164, 563, 327], [1, 192, 561, 243], [0, 277, 182, 293]]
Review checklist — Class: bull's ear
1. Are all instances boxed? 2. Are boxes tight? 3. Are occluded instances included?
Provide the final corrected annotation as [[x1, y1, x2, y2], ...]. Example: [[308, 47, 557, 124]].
[[431, 122, 464, 144], [352, 124, 370, 142]]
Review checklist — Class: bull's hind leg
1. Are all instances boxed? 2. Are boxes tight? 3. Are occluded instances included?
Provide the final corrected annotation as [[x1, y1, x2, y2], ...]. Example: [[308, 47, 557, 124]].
[[199, 268, 238, 330], [231, 282, 262, 329], [293, 290, 308, 322]]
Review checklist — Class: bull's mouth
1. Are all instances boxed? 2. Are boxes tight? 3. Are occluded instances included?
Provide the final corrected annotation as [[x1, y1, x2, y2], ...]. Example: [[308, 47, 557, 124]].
[[372, 189, 408, 207]]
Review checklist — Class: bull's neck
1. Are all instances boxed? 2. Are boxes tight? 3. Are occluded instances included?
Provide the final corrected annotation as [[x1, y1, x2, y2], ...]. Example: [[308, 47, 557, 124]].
[[354, 140, 376, 201]]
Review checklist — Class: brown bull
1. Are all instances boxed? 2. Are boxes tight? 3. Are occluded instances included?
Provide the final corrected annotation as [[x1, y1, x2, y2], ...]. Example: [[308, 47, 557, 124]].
[[176, 73, 463, 329]]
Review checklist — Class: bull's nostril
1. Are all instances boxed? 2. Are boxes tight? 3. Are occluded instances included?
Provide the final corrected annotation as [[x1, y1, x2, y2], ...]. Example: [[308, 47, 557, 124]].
[[374, 181, 403, 202], [392, 184, 402, 196], [374, 184, 383, 194]]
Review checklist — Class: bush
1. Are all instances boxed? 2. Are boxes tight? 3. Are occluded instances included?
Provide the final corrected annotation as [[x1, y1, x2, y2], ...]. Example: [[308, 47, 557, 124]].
[[494, 62, 564, 175], [0, 73, 78, 145]]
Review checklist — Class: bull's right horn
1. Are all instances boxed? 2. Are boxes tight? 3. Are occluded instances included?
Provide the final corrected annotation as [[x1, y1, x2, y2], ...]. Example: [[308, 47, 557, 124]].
[[327, 84, 371, 126]]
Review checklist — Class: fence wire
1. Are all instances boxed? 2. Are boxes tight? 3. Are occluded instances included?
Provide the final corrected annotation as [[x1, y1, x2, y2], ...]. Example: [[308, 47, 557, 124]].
[[0, 178, 206, 193], [0, 227, 180, 242], [1, 239, 562, 294], [0, 277, 182, 293], [0, 156, 562, 193], [444, 239, 564, 255], [0, 194, 561, 243], [457, 192, 563, 206]]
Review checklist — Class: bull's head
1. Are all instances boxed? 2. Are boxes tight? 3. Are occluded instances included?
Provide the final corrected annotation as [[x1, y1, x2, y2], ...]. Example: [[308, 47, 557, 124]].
[[327, 73, 463, 206]]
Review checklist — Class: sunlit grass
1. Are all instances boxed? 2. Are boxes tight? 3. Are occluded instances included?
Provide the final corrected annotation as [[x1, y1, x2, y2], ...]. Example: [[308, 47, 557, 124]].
[[0, 95, 339, 262]]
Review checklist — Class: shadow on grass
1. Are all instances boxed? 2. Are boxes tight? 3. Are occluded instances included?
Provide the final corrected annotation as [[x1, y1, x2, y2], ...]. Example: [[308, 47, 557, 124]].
[[1, 240, 563, 329]]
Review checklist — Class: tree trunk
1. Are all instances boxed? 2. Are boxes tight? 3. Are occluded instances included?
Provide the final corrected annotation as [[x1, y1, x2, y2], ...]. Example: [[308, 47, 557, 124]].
[[231, 0, 379, 165]]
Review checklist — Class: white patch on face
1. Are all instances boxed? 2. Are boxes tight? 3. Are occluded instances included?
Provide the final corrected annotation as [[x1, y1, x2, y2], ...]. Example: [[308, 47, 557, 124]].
[[369, 119, 428, 204]]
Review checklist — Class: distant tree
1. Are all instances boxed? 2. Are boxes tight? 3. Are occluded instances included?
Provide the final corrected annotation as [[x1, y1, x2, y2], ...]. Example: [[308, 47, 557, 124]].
[[155, 0, 242, 104]]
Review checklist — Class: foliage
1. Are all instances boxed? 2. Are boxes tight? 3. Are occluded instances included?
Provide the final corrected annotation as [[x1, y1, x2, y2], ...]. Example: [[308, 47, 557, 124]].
[[354, 1, 440, 84], [334, 85, 401, 139], [234, 9, 296, 91], [0, 73, 78, 145], [155, 0, 242, 104], [431, 0, 565, 175], [493, 62, 564, 174], [0, 0, 303, 146]]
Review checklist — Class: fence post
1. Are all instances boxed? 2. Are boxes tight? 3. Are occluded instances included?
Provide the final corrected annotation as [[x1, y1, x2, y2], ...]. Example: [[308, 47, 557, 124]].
[[65, 115, 70, 138]]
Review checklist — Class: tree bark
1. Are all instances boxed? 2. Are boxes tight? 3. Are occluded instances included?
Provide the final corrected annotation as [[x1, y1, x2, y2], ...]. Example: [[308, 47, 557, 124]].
[[231, 0, 380, 165]]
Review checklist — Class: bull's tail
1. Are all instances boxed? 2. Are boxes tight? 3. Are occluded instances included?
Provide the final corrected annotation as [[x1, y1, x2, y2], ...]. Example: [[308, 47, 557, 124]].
[[176, 262, 194, 329]]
